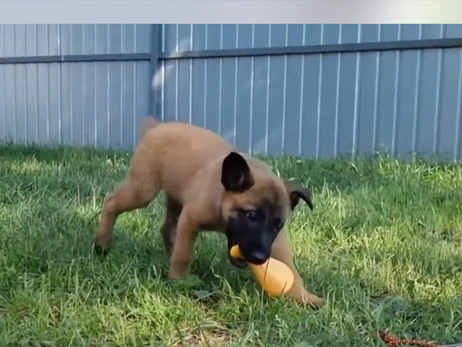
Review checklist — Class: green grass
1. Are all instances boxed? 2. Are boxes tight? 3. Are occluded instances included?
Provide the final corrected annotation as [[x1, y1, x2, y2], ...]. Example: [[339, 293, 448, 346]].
[[1, 144, 462, 347]]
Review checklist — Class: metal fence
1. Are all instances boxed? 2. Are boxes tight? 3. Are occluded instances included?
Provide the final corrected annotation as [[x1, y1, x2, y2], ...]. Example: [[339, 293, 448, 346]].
[[1, 24, 462, 160]]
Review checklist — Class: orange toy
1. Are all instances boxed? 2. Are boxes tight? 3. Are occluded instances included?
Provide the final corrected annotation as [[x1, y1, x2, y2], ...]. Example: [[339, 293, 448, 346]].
[[230, 245, 294, 297]]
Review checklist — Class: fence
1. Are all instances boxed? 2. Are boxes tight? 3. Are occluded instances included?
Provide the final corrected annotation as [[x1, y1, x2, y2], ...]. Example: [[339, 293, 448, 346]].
[[1, 24, 462, 160]]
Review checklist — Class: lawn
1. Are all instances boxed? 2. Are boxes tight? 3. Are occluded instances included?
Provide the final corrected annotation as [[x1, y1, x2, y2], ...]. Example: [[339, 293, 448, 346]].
[[1, 144, 462, 347]]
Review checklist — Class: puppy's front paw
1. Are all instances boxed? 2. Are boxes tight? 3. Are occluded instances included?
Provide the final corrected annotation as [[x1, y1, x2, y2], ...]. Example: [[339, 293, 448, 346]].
[[306, 296, 324, 309], [300, 292, 324, 309], [167, 269, 184, 280], [290, 287, 325, 309], [94, 242, 110, 256]]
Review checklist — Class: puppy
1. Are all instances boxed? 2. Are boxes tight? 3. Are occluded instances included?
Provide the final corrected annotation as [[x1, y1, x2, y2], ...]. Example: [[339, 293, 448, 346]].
[[94, 117, 323, 308]]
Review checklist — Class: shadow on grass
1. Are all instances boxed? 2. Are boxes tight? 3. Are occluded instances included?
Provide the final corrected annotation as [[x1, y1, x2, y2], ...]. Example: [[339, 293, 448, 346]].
[[0, 154, 244, 297]]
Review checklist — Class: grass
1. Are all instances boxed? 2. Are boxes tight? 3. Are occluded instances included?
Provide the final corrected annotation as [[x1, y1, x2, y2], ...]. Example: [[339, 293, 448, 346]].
[[1, 144, 462, 347]]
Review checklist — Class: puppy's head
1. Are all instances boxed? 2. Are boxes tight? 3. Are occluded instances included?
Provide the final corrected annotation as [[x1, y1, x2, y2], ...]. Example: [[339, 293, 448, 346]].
[[220, 152, 313, 268]]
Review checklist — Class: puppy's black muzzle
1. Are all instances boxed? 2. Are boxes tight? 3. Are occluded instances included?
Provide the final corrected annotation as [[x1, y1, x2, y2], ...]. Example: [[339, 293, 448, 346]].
[[239, 244, 271, 266], [244, 250, 268, 265], [226, 226, 274, 268], [227, 240, 271, 269]]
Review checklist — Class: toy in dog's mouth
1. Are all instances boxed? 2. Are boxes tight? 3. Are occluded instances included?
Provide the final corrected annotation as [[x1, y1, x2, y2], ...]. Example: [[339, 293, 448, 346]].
[[229, 245, 294, 297], [228, 243, 248, 269]]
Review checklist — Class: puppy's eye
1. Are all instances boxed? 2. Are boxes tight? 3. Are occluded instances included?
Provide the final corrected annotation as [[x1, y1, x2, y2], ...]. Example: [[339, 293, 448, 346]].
[[246, 211, 258, 222]]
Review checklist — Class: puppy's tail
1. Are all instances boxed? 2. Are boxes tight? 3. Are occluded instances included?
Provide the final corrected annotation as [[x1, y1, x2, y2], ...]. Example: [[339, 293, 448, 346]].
[[141, 116, 161, 136]]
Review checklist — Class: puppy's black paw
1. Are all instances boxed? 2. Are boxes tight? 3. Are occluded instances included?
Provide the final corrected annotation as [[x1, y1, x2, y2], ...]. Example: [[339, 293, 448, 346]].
[[94, 243, 110, 256]]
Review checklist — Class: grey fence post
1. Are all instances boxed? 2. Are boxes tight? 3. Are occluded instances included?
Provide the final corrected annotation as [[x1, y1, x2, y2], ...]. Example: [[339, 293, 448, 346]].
[[148, 24, 163, 117]]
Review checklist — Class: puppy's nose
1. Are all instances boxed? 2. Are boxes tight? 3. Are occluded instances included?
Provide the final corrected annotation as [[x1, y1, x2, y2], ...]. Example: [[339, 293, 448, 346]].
[[247, 250, 268, 265]]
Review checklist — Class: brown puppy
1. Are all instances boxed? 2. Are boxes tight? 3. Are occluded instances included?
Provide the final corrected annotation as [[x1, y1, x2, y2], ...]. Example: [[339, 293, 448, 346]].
[[94, 117, 323, 308]]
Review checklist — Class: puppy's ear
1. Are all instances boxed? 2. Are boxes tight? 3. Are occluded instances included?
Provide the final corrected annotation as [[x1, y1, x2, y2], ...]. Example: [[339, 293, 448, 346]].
[[283, 179, 314, 211], [221, 152, 255, 192]]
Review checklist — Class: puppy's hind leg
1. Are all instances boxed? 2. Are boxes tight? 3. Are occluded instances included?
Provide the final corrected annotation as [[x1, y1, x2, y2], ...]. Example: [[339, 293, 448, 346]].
[[160, 196, 182, 257], [94, 172, 160, 255]]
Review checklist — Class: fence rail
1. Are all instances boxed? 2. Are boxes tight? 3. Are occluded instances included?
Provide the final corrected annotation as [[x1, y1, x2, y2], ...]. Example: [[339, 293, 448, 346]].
[[158, 38, 462, 60], [0, 24, 462, 160]]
